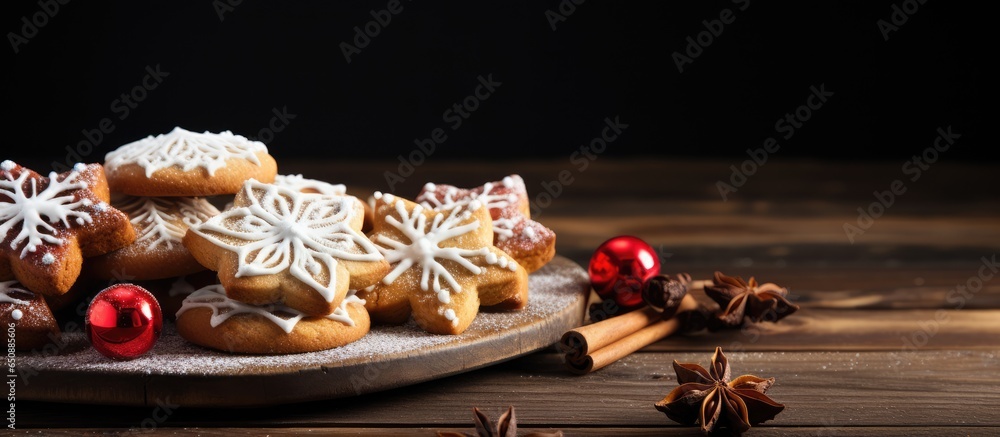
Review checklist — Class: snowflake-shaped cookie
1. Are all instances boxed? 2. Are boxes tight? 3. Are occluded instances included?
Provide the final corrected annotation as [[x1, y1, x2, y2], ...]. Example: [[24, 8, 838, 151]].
[[360, 193, 528, 335], [417, 175, 556, 272], [0, 280, 60, 349], [271, 174, 374, 232], [0, 161, 135, 295], [184, 180, 389, 316]]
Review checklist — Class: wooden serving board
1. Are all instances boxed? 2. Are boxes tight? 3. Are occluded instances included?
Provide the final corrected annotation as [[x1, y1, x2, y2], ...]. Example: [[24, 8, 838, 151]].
[[17, 256, 589, 407]]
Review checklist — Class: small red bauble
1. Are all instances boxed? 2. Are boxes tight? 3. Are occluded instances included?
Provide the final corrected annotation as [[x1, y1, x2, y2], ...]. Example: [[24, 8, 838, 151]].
[[86, 283, 163, 360], [588, 235, 661, 309]]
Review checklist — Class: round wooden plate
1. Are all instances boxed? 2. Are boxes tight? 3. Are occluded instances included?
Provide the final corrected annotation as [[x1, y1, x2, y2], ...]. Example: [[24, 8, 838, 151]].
[[18, 256, 589, 407]]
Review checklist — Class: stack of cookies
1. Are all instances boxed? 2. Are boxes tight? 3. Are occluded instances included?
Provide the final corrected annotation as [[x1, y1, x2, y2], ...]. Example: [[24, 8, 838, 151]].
[[1, 126, 558, 355]]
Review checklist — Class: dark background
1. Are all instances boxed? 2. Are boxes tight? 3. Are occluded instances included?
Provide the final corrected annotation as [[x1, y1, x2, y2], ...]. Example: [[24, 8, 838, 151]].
[[2, 1, 989, 168]]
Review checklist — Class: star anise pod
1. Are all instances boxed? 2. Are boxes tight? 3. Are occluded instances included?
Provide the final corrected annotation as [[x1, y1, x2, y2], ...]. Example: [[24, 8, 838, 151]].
[[655, 347, 785, 435], [438, 406, 563, 437], [704, 271, 799, 329]]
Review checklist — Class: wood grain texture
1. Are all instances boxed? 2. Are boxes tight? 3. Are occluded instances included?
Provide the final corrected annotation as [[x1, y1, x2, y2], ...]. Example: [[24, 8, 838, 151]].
[[23, 427, 1000, 436], [16, 351, 1000, 428], [13, 159, 999, 433]]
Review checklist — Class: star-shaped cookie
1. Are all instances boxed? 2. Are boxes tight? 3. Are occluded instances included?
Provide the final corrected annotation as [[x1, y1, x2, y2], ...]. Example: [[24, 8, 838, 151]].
[[183, 180, 389, 316], [0, 161, 135, 295], [417, 175, 556, 273], [1, 280, 60, 350], [359, 192, 528, 335]]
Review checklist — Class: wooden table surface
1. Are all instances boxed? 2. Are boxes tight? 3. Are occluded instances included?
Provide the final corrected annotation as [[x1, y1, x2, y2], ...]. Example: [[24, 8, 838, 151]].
[[17, 158, 1000, 436]]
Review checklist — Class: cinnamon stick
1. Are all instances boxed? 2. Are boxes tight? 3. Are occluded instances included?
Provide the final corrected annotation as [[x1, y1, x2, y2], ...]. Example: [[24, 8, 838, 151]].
[[560, 306, 662, 360], [565, 294, 700, 375], [560, 280, 709, 359]]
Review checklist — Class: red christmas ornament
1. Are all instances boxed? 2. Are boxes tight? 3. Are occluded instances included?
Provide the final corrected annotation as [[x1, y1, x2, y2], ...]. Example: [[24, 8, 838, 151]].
[[588, 235, 661, 309], [86, 283, 162, 360]]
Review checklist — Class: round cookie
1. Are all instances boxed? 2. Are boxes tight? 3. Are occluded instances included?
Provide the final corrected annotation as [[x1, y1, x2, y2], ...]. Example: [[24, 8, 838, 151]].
[[417, 175, 556, 273], [87, 196, 220, 280], [273, 174, 346, 196], [104, 127, 278, 197], [1, 161, 136, 296], [175, 285, 369, 354], [1, 280, 60, 350], [183, 180, 389, 316]]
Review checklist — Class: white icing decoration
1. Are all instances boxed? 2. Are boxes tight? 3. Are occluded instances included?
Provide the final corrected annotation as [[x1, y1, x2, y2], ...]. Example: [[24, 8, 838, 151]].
[[441, 308, 457, 326], [419, 179, 520, 239], [0, 164, 94, 258], [105, 126, 268, 177], [273, 174, 347, 197], [115, 196, 220, 252], [373, 196, 515, 323], [41, 253, 55, 265], [190, 180, 383, 303], [1, 161, 14, 171], [524, 226, 537, 240], [492, 217, 519, 241], [0, 281, 33, 306], [176, 285, 363, 332], [10, 309, 22, 321]]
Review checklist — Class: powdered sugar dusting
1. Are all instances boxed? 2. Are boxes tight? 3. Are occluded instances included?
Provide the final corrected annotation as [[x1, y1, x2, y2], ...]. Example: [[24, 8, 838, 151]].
[[19, 257, 586, 376]]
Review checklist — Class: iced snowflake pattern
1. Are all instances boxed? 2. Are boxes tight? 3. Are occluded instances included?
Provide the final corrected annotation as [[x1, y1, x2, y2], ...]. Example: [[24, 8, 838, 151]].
[[273, 174, 347, 197], [418, 178, 521, 240], [0, 280, 34, 305], [116, 197, 219, 251], [0, 162, 94, 258], [375, 194, 515, 305], [191, 181, 383, 302], [105, 127, 267, 177]]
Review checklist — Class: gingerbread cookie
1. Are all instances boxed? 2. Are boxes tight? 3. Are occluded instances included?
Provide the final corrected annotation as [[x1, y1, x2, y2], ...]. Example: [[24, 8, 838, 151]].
[[273, 174, 347, 196], [417, 175, 556, 273], [183, 180, 389, 316], [1, 161, 135, 295], [1, 280, 60, 350], [42, 274, 94, 313], [359, 193, 528, 335], [104, 127, 278, 197], [273, 174, 374, 232], [87, 196, 220, 280], [175, 284, 369, 354]]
